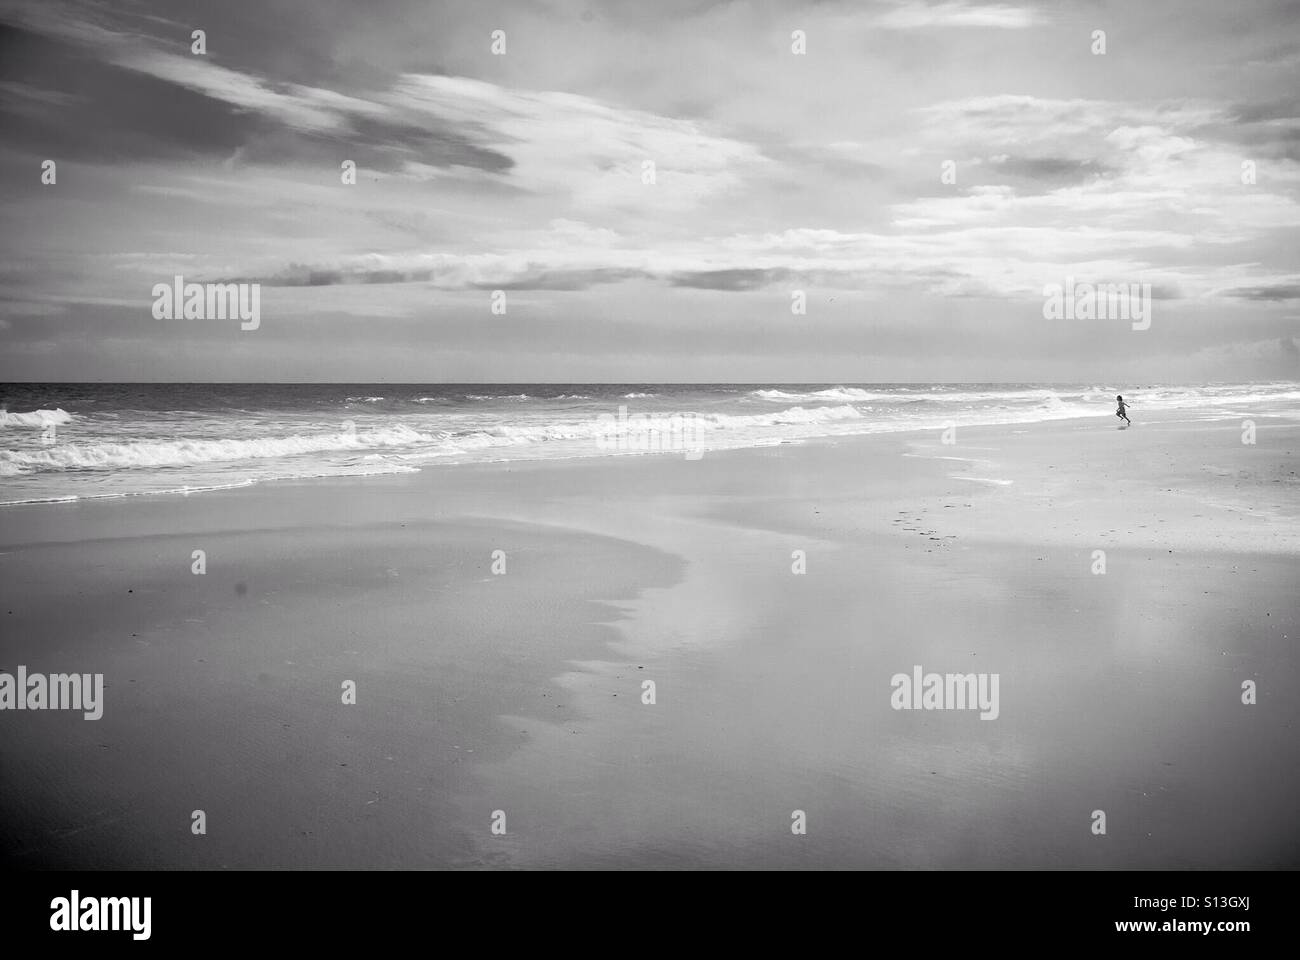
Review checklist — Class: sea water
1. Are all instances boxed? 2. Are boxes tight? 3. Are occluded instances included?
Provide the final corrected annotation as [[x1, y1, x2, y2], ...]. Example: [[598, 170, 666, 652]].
[[2, 382, 1296, 504]]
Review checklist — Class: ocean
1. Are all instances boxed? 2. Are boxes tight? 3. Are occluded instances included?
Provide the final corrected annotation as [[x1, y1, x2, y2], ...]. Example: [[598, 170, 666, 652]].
[[2, 382, 1297, 505]]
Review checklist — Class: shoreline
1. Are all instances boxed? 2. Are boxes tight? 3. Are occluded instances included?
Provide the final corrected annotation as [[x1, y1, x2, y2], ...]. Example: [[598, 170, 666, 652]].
[[5, 408, 1296, 554], [0, 401, 1282, 511]]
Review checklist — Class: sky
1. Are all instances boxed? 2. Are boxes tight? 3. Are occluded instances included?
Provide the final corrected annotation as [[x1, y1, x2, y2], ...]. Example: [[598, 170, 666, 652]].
[[0, 0, 1297, 382]]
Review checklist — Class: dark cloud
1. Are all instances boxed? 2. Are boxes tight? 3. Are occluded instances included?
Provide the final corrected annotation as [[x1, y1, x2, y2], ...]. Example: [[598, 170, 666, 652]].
[[237, 264, 421, 286], [242, 264, 644, 291], [471, 268, 645, 291], [0, 24, 272, 160], [1226, 96, 1300, 124], [229, 120, 513, 176], [668, 268, 794, 291], [1198, 99, 1300, 161], [985, 156, 1113, 187], [0, 20, 513, 173], [81, 0, 408, 90], [1225, 284, 1300, 301]]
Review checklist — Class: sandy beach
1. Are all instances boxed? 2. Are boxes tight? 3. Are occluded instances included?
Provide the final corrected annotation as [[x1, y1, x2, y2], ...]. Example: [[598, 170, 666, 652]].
[[2, 409, 1297, 869]]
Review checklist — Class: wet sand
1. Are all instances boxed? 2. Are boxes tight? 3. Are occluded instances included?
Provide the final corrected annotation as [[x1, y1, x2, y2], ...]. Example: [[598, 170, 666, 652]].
[[1, 410, 1297, 868]]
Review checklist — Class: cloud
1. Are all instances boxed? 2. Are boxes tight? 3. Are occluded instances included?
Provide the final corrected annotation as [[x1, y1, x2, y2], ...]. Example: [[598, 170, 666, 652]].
[[876, 1, 1040, 29], [2, 0, 1298, 381], [1221, 282, 1300, 301], [668, 268, 794, 290], [387, 74, 767, 211], [981, 156, 1115, 189], [900, 95, 1300, 255], [0, 6, 766, 207]]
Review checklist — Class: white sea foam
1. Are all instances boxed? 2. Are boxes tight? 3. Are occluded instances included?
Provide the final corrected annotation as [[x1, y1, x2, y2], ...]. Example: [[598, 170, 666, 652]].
[[752, 387, 897, 402], [0, 424, 442, 474], [0, 408, 74, 428], [4, 382, 1296, 503]]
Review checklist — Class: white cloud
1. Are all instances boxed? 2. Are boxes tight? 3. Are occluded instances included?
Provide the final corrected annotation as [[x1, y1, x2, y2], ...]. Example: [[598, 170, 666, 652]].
[[877, 2, 1039, 29], [386, 74, 767, 212]]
